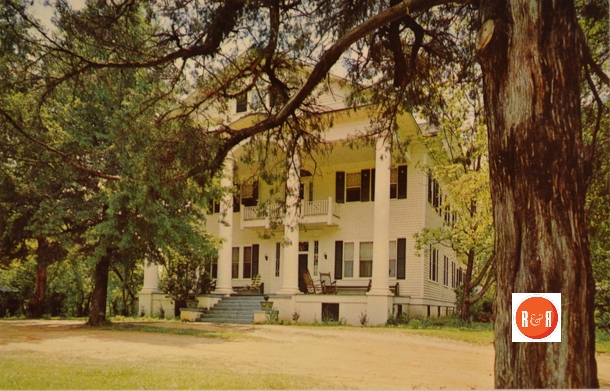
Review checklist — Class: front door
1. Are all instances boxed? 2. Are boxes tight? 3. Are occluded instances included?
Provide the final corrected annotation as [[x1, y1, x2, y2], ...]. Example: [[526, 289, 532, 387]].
[[298, 254, 309, 293]]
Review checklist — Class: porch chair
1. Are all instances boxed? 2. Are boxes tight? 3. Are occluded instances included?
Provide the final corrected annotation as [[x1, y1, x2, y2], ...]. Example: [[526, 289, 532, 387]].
[[301, 269, 322, 294], [319, 272, 338, 294], [238, 274, 261, 294]]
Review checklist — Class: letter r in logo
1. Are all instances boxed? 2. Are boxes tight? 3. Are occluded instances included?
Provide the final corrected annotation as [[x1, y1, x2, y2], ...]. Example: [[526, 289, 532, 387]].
[[546, 311, 553, 327], [521, 310, 528, 327]]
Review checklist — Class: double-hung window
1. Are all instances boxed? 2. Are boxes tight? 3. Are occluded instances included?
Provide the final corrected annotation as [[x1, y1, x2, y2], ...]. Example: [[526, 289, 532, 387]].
[[235, 93, 247, 113], [443, 255, 449, 286], [389, 241, 397, 278], [231, 247, 239, 279], [429, 246, 439, 282], [343, 242, 354, 278], [359, 242, 373, 278], [427, 176, 442, 209]]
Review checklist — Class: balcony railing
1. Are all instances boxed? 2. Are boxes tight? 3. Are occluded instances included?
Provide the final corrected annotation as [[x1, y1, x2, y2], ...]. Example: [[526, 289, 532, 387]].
[[241, 197, 341, 228]]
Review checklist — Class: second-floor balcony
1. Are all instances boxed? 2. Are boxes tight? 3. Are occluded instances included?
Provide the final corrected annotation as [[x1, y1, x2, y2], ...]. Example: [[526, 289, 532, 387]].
[[240, 197, 341, 230]]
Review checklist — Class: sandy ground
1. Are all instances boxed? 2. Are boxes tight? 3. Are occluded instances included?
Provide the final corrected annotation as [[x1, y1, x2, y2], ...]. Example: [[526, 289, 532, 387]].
[[0, 320, 608, 389]]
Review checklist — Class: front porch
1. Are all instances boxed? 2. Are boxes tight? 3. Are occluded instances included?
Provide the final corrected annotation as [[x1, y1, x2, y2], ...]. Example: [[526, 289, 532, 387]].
[[177, 290, 412, 326]]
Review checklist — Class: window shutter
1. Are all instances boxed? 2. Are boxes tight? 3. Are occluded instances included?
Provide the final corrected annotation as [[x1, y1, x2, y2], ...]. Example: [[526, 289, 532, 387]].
[[397, 238, 406, 280], [397, 165, 407, 199], [335, 172, 345, 203], [428, 176, 433, 204], [334, 241, 343, 279], [371, 168, 375, 201], [360, 169, 371, 202], [252, 244, 259, 276]]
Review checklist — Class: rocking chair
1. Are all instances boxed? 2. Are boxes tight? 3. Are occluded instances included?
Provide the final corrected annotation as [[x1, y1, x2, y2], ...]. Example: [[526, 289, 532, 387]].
[[301, 269, 322, 294], [319, 272, 338, 294], [238, 274, 261, 294]]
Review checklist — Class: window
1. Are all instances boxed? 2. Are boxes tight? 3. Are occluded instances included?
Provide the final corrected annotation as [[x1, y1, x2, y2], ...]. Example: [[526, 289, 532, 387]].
[[451, 261, 456, 288], [389, 241, 397, 278], [235, 93, 247, 113], [208, 200, 220, 214], [390, 166, 408, 199], [298, 241, 309, 252], [390, 168, 398, 199], [240, 180, 258, 207], [314, 240, 319, 276], [359, 242, 373, 278], [231, 247, 239, 279], [243, 247, 252, 279], [427, 175, 442, 209], [443, 255, 449, 286], [346, 172, 361, 202], [336, 169, 372, 203], [242, 245, 260, 279], [275, 243, 281, 277], [210, 255, 218, 278], [321, 303, 339, 322], [443, 202, 454, 225], [343, 242, 354, 278], [429, 245, 439, 282], [336, 166, 405, 203]]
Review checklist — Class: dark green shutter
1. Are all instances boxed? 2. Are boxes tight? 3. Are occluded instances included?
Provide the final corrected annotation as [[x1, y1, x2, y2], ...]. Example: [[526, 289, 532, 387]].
[[371, 169, 375, 201], [334, 241, 343, 279], [336, 172, 345, 203], [361, 169, 371, 202], [398, 165, 407, 199], [397, 238, 406, 280], [252, 244, 259, 277]]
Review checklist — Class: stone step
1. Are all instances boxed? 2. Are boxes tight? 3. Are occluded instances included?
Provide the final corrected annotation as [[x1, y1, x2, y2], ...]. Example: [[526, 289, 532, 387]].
[[201, 311, 255, 317], [196, 295, 268, 325], [197, 318, 253, 325]]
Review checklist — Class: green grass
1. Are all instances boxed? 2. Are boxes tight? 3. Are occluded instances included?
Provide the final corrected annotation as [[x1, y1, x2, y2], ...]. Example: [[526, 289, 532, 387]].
[[596, 329, 610, 354], [0, 351, 323, 390]]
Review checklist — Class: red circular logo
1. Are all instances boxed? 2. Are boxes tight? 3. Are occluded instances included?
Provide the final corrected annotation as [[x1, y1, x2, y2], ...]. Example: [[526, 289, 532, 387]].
[[515, 296, 559, 339]]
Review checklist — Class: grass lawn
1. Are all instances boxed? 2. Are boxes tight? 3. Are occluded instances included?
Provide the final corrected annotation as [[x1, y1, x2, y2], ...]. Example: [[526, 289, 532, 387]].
[[0, 351, 320, 390]]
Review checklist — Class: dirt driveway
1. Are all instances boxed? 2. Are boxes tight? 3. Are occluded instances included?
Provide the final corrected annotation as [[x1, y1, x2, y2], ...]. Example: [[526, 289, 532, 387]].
[[0, 320, 608, 389]]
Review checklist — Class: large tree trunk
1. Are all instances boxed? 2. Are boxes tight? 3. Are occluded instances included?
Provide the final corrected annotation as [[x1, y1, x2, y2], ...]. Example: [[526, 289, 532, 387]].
[[87, 250, 112, 326], [25, 237, 51, 318], [478, 0, 598, 388]]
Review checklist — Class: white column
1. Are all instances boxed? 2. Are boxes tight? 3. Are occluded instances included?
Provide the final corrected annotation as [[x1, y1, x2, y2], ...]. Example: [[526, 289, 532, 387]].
[[214, 155, 235, 295], [278, 149, 301, 295], [141, 260, 160, 293], [369, 136, 391, 296]]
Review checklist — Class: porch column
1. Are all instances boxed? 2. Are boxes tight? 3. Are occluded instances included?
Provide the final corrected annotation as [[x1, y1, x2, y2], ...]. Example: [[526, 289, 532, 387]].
[[369, 136, 391, 296], [141, 260, 160, 293], [138, 259, 161, 316], [278, 149, 301, 295], [214, 155, 235, 295]]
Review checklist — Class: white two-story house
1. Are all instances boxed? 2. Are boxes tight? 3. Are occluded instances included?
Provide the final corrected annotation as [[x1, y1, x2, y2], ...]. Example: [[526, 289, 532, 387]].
[[139, 79, 464, 326]]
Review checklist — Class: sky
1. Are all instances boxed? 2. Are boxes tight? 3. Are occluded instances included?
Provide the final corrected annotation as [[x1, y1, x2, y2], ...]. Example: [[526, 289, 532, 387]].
[[31, 0, 86, 29]]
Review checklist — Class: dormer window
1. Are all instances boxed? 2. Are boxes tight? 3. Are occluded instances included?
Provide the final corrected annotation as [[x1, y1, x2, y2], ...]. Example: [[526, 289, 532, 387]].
[[236, 93, 248, 113]]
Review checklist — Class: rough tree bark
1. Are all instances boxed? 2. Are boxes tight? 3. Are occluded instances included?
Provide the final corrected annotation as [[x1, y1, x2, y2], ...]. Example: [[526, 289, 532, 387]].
[[478, 0, 598, 387], [24, 237, 50, 318], [87, 250, 112, 326]]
